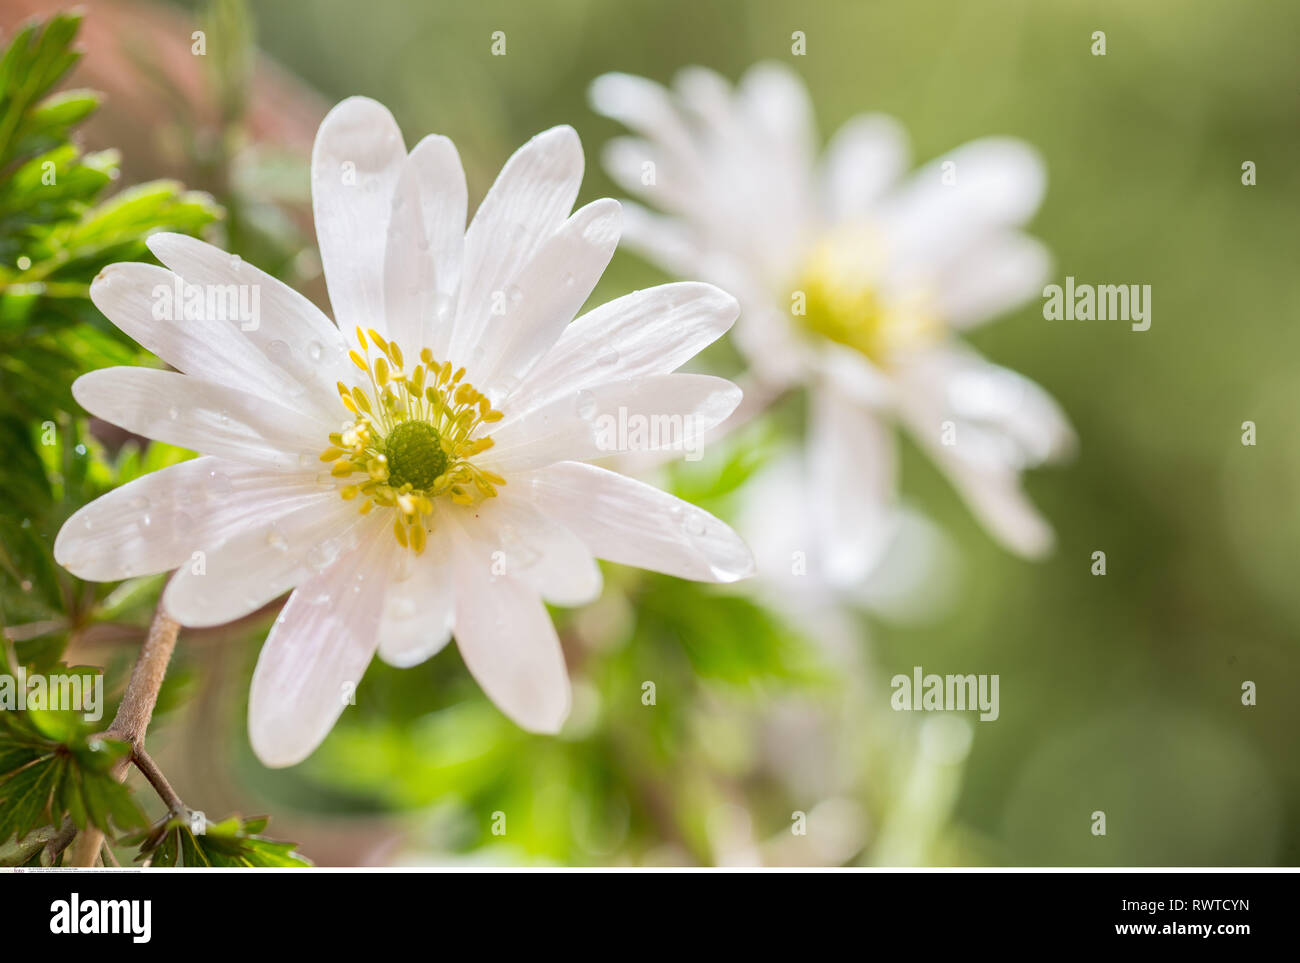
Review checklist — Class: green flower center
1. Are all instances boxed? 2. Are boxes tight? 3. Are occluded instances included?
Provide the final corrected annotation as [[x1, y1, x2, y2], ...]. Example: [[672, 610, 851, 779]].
[[383, 420, 448, 490]]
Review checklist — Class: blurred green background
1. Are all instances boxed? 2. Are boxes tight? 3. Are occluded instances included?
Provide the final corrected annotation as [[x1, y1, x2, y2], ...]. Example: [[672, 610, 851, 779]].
[[4, 0, 1298, 865]]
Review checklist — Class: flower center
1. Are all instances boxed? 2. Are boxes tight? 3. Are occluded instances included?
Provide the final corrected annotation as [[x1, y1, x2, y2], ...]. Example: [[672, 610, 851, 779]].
[[383, 420, 448, 490], [792, 226, 944, 366], [322, 326, 505, 553]]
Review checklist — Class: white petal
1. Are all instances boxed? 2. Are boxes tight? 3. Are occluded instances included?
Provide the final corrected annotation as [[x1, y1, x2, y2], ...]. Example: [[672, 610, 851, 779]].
[[877, 137, 1046, 274], [484, 373, 741, 473], [163, 496, 364, 628], [451, 539, 571, 734], [454, 496, 602, 606], [144, 233, 349, 413], [54, 457, 328, 581], [89, 263, 322, 415], [821, 113, 910, 222], [808, 383, 898, 585], [935, 232, 1051, 329], [599, 135, 697, 215], [450, 126, 583, 367], [248, 524, 389, 767], [901, 345, 1075, 468], [522, 461, 755, 582], [383, 135, 468, 356], [615, 199, 704, 277], [476, 198, 622, 394], [588, 72, 699, 169], [72, 367, 325, 469], [376, 540, 455, 668], [506, 282, 739, 415], [894, 346, 1072, 557], [737, 62, 815, 155], [312, 97, 406, 336]]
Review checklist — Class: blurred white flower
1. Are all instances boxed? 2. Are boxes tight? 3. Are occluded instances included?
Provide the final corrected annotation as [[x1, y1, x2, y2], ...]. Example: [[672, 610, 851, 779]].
[[55, 97, 753, 767], [590, 64, 1075, 576]]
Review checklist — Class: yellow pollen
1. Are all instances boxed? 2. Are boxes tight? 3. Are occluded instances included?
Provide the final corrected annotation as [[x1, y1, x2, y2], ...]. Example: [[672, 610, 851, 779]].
[[792, 226, 945, 366], [324, 333, 506, 553]]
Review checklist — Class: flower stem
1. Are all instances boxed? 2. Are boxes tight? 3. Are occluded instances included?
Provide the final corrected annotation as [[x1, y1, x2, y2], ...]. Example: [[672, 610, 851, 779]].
[[68, 606, 181, 866]]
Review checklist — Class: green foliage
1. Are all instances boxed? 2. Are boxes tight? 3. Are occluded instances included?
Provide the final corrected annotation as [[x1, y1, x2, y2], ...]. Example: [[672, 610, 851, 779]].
[[633, 575, 823, 688], [0, 699, 146, 848], [0, 15, 220, 633], [0, 12, 219, 424], [125, 812, 311, 867]]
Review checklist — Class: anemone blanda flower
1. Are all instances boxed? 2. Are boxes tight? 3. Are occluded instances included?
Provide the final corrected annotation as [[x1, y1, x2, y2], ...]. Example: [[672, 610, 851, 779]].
[[54, 97, 753, 767], [590, 64, 1075, 581]]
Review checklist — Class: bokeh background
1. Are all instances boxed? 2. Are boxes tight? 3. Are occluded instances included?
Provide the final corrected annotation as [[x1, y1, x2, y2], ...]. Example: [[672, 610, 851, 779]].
[[2, 0, 1298, 865]]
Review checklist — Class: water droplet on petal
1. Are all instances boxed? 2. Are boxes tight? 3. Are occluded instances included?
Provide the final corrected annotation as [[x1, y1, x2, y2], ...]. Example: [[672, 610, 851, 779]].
[[598, 350, 620, 367], [576, 390, 597, 421], [229, 254, 242, 270], [682, 513, 708, 537], [167, 406, 180, 421], [306, 540, 340, 572], [207, 470, 232, 495], [268, 339, 291, 363], [266, 526, 288, 552], [308, 341, 323, 362]]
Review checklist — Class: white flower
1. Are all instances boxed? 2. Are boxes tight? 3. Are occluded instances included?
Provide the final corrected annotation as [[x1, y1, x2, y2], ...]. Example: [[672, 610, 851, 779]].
[[55, 97, 754, 767], [590, 64, 1075, 579]]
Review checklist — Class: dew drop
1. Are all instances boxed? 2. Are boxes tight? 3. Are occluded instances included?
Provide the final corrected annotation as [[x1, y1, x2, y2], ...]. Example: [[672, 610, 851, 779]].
[[74, 443, 87, 456], [597, 349, 620, 367], [229, 254, 242, 270], [575, 390, 597, 421], [306, 540, 339, 572], [308, 341, 323, 361], [268, 339, 291, 363], [682, 513, 708, 537], [207, 470, 232, 495], [139, 513, 153, 530], [167, 406, 180, 421], [266, 526, 288, 552]]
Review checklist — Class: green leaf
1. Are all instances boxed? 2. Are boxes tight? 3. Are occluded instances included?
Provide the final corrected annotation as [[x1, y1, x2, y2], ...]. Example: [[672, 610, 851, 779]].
[[635, 576, 826, 687], [0, 686, 147, 845], [132, 811, 312, 868]]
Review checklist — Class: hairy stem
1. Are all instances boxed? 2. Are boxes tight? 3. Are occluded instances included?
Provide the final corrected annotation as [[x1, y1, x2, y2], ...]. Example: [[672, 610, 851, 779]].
[[69, 607, 181, 867]]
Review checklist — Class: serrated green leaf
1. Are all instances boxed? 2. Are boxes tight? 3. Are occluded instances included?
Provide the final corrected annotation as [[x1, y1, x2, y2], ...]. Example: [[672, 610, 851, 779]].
[[135, 811, 312, 868]]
